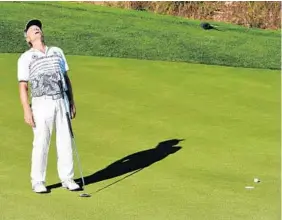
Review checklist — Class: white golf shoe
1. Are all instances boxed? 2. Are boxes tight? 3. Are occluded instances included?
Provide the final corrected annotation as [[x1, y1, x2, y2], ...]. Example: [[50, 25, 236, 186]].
[[62, 179, 81, 191], [32, 182, 48, 193]]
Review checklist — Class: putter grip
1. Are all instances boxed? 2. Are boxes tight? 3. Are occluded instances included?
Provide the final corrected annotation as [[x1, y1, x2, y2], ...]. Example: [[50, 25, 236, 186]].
[[58, 79, 72, 113], [66, 112, 74, 138], [58, 80, 64, 95], [58, 80, 74, 138]]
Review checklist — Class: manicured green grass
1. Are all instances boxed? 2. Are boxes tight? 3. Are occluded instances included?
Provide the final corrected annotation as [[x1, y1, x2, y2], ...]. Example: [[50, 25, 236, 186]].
[[0, 53, 280, 220], [0, 1, 280, 69], [0, 1, 280, 219]]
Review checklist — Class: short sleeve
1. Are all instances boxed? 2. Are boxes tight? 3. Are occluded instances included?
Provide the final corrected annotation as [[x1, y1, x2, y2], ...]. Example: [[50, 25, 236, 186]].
[[17, 55, 30, 82], [57, 48, 69, 73]]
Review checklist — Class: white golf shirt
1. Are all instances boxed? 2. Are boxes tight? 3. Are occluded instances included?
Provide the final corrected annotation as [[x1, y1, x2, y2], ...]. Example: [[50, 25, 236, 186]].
[[17, 46, 69, 98]]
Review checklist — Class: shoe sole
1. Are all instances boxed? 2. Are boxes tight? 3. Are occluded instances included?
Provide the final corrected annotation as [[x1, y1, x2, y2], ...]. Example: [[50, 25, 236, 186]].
[[33, 190, 49, 194], [62, 185, 81, 191]]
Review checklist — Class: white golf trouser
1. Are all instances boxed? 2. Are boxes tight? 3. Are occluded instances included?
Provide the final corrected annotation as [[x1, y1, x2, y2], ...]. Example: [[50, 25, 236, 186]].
[[30, 95, 74, 186]]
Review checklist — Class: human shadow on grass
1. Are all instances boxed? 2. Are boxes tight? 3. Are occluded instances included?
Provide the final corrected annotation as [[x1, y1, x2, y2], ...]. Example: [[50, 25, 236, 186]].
[[47, 138, 183, 191]]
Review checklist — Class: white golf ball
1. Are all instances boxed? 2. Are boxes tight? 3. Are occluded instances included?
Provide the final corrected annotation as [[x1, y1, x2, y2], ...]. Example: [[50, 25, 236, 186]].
[[254, 178, 260, 183]]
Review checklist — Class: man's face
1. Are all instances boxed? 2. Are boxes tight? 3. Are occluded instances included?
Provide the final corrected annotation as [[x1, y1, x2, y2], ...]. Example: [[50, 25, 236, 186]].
[[26, 25, 43, 43]]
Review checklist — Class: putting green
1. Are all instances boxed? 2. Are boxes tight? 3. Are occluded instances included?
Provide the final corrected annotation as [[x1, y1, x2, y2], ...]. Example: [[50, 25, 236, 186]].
[[0, 53, 280, 220]]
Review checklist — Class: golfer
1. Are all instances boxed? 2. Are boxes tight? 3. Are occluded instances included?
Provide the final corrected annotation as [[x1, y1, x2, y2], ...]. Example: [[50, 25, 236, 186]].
[[17, 19, 80, 193]]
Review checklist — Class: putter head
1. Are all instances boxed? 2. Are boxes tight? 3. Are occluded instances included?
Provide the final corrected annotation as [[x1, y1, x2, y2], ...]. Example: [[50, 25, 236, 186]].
[[79, 193, 91, 198]]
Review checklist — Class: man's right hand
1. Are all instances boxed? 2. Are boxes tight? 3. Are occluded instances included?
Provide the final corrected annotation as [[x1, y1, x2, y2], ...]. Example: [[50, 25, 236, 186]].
[[24, 108, 35, 127]]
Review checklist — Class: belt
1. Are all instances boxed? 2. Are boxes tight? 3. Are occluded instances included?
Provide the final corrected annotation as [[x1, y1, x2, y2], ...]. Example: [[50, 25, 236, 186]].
[[32, 93, 63, 100]]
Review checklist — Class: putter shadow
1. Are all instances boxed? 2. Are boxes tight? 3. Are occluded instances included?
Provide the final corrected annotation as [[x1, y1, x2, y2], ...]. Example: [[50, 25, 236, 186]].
[[47, 138, 183, 191]]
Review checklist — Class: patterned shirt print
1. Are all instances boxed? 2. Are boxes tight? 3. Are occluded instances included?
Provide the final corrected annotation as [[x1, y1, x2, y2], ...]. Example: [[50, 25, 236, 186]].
[[17, 46, 69, 98]]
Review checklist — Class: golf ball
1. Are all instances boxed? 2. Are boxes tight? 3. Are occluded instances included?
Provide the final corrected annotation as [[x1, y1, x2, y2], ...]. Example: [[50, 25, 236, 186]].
[[254, 178, 260, 183]]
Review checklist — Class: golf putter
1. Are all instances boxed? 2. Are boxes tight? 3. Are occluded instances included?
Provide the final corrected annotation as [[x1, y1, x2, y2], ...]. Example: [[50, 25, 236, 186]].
[[58, 79, 91, 198]]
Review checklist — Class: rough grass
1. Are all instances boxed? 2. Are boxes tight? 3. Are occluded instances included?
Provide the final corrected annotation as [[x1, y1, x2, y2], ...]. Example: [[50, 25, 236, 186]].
[[0, 1, 280, 69], [100, 1, 281, 30]]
